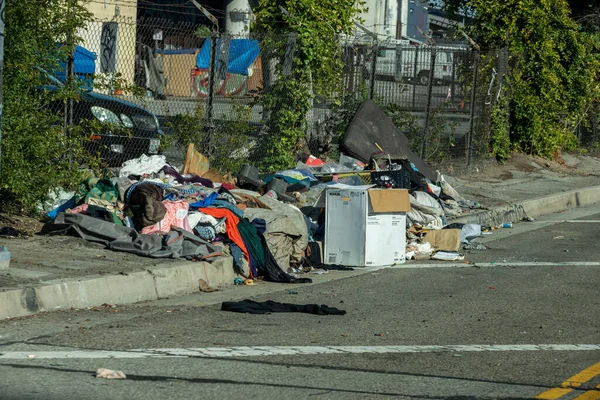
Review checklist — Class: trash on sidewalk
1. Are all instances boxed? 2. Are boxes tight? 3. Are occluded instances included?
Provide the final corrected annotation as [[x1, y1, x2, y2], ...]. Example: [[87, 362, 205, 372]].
[[459, 224, 486, 250], [323, 186, 410, 266], [431, 252, 465, 261], [341, 99, 437, 181], [406, 242, 434, 260], [198, 279, 219, 293], [34, 95, 494, 294], [424, 229, 461, 252], [311, 268, 330, 274], [182, 143, 210, 177], [233, 277, 245, 285], [460, 224, 482, 243], [96, 368, 127, 380]]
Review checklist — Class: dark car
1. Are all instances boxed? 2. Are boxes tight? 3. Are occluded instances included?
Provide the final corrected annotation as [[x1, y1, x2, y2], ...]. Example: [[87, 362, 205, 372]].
[[44, 74, 163, 167]]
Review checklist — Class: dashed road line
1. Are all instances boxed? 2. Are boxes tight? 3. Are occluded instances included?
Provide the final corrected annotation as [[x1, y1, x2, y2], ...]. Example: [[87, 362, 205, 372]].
[[1, 344, 600, 360]]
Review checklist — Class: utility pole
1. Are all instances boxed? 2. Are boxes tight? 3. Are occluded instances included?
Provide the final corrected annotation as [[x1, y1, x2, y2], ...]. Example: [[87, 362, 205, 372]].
[[191, 0, 219, 124]]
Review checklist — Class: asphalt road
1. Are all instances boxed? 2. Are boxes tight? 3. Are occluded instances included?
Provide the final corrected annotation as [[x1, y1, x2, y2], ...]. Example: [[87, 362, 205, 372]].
[[2, 205, 600, 399]]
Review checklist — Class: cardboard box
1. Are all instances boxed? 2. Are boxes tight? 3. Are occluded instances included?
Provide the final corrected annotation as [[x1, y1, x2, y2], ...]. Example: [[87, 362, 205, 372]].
[[163, 51, 199, 97], [424, 229, 461, 251], [324, 186, 410, 267]]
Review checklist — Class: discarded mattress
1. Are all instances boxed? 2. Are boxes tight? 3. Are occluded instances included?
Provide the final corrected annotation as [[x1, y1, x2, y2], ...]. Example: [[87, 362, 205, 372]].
[[341, 99, 437, 181]]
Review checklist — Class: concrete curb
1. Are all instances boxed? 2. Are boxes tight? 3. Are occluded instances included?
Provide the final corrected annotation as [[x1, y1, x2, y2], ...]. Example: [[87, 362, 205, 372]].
[[448, 185, 600, 226], [0, 256, 236, 320], [2, 185, 599, 320]]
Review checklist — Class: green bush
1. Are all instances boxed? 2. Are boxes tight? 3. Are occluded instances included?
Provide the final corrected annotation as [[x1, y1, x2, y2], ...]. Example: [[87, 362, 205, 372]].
[[165, 103, 255, 174], [442, 0, 600, 158], [0, 0, 94, 214], [385, 103, 458, 164]]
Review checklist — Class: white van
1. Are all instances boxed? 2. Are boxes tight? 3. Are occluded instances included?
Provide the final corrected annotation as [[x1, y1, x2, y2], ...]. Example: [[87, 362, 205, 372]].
[[369, 44, 461, 85]]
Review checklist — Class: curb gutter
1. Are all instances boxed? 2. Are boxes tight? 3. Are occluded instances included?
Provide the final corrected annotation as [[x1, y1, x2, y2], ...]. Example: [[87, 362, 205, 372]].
[[447, 185, 600, 226], [0, 256, 236, 320]]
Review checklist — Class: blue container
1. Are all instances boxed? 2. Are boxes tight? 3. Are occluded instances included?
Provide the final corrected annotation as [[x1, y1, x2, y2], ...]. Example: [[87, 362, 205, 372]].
[[0, 245, 10, 270]]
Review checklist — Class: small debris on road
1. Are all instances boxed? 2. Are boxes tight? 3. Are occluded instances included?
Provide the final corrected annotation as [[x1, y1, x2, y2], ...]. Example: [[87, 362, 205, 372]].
[[96, 368, 126, 380]]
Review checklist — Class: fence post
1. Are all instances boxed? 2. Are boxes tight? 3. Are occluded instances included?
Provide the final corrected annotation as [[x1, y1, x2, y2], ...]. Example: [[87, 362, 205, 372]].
[[420, 46, 437, 160], [499, 47, 510, 138], [466, 49, 480, 167], [206, 31, 218, 124], [0, 0, 5, 178], [411, 46, 419, 109], [217, 33, 230, 81], [451, 50, 457, 103], [66, 47, 75, 130], [65, 0, 75, 133], [369, 43, 377, 100]]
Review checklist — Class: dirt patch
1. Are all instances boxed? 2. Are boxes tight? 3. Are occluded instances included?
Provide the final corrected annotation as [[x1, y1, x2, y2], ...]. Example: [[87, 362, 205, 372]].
[[447, 152, 592, 182], [0, 213, 44, 238], [498, 170, 514, 180]]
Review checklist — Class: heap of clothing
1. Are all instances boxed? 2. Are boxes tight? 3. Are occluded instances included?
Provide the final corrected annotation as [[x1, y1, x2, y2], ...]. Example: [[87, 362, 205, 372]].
[[42, 155, 311, 284]]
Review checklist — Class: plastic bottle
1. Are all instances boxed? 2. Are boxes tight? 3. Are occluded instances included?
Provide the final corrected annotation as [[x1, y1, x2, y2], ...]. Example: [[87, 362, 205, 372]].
[[500, 223, 513, 228], [0, 245, 10, 270]]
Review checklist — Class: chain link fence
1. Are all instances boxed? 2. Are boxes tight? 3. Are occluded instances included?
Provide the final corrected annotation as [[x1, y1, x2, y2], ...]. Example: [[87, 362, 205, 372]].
[[66, 17, 507, 174]]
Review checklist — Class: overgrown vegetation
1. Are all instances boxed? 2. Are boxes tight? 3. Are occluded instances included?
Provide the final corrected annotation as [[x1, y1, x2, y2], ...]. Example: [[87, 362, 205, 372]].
[[252, 0, 367, 171], [441, 0, 600, 158], [385, 103, 458, 164], [1, 0, 94, 213], [165, 103, 255, 174], [310, 85, 369, 157]]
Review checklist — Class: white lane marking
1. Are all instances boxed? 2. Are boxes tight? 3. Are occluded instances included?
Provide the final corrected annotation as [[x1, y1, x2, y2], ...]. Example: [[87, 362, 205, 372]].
[[398, 261, 600, 269], [525, 220, 600, 224], [1, 344, 600, 359], [546, 220, 600, 224]]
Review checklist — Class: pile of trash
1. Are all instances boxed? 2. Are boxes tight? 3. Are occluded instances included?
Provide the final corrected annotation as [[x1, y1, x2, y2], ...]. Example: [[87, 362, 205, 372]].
[[40, 151, 315, 284], [39, 100, 496, 283]]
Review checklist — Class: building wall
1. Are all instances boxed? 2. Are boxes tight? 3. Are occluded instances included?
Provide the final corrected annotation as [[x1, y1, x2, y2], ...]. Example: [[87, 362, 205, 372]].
[[358, 0, 405, 40], [82, 1, 138, 88]]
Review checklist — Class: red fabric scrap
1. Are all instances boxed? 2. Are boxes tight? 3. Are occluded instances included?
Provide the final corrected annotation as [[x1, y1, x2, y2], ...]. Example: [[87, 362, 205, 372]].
[[199, 207, 251, 271]]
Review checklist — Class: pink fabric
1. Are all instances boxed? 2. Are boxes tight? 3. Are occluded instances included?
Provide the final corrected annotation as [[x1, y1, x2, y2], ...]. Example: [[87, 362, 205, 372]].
[[67, 204, 89, 215], [141, 200, 192, 234]]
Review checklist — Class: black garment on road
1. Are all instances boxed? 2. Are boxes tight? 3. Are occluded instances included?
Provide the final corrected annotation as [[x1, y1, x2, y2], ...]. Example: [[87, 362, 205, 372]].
[[221, 299, 346, 315]]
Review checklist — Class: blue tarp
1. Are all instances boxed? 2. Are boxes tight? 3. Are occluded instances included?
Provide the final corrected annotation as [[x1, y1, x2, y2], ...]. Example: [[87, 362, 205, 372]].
[[196, 38, 260, 76], [56, 45, 97, 90], [157, 48, 197, 55]]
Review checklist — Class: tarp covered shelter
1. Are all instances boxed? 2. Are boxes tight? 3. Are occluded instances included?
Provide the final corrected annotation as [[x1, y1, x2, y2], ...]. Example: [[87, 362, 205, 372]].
[[196, 38, 260, 76]]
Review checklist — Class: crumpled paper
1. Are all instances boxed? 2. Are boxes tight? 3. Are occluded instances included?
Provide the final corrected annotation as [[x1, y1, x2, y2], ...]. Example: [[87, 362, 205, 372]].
[[96, 368, 126, 380]]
